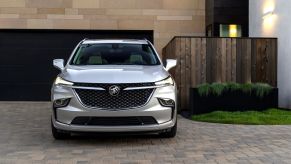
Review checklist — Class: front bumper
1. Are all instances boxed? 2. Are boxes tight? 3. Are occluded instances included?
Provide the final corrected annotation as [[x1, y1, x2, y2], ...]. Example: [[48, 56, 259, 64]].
[[51, 84, 177, 132], [52, 116, 176, 132]]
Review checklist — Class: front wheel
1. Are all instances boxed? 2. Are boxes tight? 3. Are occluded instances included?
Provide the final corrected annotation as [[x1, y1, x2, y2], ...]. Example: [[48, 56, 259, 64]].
[[159, 121, 177, 138], [51, 119, 70, 140]]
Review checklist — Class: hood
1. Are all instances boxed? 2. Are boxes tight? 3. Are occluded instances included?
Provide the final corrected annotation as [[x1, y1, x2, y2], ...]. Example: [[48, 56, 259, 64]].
[[61, 65, 169, 83]]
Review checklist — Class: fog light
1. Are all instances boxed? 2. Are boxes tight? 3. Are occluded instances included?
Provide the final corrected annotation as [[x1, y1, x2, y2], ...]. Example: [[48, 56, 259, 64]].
[[158, 98, 175, 107], [53, 98, 70, 108]]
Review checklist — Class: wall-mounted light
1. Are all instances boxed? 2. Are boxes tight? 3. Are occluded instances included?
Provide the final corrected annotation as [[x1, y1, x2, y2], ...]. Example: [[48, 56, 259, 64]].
[[262, 0, 276, 34], [263, 11, 274, 19]]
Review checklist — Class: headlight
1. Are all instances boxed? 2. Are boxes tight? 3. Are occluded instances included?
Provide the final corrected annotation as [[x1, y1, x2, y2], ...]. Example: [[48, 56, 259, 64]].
[[157, 98, 175, 107], [54, 77, 73, 86], [155, 76, 174, 86]]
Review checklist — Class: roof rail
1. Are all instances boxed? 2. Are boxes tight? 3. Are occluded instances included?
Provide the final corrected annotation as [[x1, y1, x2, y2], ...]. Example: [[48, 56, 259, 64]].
[[144, 38, 152, 45], [81, 38, 89, 43]]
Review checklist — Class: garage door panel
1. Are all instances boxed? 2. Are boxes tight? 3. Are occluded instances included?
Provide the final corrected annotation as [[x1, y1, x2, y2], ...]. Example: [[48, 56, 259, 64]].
[[0, 49, 71, 65], [0, 84, 51, 101], [0, 67, 57, 83]]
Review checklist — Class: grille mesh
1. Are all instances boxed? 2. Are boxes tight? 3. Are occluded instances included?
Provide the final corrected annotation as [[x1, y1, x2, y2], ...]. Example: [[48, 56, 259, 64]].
[[74, 83, 155, 109]]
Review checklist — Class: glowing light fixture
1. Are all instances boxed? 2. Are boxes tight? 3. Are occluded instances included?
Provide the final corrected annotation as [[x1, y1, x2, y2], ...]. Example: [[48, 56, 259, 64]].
[[229, 24, 238, 37], [263, 11, 274, 19]]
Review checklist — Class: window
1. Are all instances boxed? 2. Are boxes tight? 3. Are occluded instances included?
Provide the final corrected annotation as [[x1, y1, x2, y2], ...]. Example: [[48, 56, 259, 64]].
[[71, 43, 160, 66], [219, 24, 242, 37]]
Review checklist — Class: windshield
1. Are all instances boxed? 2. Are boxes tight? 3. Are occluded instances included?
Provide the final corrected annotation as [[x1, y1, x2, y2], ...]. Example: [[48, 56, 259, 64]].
[[70, 43, 161, 66]]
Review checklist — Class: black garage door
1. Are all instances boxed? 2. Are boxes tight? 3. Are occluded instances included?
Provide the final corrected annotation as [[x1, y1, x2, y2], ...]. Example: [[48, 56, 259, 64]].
[[0, 29, 153, 101]]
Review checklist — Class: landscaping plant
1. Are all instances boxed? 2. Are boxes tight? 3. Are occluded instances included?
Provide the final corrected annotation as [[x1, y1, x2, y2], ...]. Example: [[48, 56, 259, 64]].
[[196, 82, 273, 98]]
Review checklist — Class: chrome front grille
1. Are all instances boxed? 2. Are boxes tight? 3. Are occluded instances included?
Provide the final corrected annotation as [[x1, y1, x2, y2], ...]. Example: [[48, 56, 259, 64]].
[[73, 83, 155, 109]]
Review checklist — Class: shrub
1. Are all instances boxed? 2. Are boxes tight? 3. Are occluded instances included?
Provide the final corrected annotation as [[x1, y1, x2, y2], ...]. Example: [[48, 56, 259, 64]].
[[253, 83, 273, 98], [210, 83, 227, 96], [196, 82, 273, 98], [241, 83, 253, 94], [226, 82, 240, 91], [197, 83, 210, 96]]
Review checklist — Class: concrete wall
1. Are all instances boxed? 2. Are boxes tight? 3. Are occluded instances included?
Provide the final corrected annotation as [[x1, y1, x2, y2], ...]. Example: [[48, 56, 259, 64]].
[[249, 0, 291, 108], [0, 0, 205, 54]]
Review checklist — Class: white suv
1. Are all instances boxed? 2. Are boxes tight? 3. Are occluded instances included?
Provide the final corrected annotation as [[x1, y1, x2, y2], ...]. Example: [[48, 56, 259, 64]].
[[51, 39, 177, 139]]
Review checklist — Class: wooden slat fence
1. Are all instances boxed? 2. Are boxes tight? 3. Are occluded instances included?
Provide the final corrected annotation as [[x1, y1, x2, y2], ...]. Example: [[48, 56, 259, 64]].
[[162, 37, 277, 110]]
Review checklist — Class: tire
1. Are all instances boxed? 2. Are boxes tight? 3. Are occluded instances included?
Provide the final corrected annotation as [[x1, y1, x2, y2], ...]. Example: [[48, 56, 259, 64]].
[[51, 119, 70, 140], [159, 121, 177, 138]]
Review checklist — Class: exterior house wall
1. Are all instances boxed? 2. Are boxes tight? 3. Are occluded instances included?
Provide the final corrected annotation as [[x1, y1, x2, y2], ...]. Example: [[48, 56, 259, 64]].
[[249, 0, 291, 108], [0, 0, 205, 55]]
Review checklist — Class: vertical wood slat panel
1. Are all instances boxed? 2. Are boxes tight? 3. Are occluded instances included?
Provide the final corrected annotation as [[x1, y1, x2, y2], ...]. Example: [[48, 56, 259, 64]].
[[213, 38, 221, 82], [226, 38, 232, 82], [221, 38, 227, 82], [241, 39, 252, 83], [256, 39, 263, 83], [241, 39, 246, 83], [236, 39, 242, 83], [266, 39, 271, 84], [262, 39, 268, 83], [206, 38, 212, 83], [196, 38, 202, 85], [246, 39, 252, 83], [251, 39, 257, 83], [201, 38, 207, 83], [270, 39, 277, 86], [174, 38, 181, 110], [180, 38, 186, 110], [231, 38, 237, 82], [162, 37, 277, 110], [215, 38, 220, 82], [199, 38, 207, 84], [217, 38, 223, 82], [185, 38, 191, 109], [190, 38, 196, 87], [210, 38, 218, 82]]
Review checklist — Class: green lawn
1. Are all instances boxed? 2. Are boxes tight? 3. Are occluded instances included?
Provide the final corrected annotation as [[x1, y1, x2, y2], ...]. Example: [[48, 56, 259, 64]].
[[191, 109, 291, 125]]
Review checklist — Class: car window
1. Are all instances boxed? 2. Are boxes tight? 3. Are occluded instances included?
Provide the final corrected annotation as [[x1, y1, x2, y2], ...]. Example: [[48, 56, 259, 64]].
[[70, 43, 160, 66]]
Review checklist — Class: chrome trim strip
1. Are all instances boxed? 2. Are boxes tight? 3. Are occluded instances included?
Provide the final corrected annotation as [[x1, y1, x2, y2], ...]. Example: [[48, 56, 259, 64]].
[[71, 86, 105, 91], [70, 85, 165, 91], [124, 85, 171, 90], [66, 84, 170, 91], [124, 86, 159, 90]]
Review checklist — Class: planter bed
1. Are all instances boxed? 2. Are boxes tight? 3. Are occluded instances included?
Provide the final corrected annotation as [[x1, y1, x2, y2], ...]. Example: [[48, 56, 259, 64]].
[[190, 87, 278, 115]]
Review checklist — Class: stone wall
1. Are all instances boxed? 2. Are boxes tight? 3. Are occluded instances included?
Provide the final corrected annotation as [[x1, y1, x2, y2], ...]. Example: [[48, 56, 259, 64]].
[[0, 0, 205, 54]]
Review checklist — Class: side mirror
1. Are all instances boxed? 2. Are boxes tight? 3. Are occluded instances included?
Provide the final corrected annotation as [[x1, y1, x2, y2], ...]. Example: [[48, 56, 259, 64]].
[[53, 59, 65, 71], [165, 59, 177, 71]]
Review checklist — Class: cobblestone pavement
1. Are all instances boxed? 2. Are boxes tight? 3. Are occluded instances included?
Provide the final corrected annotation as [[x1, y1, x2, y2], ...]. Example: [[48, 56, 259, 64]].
[[1, 102, 291, 164]]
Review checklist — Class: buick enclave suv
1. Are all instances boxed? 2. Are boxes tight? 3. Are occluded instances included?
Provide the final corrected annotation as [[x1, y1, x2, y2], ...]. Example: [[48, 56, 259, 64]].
[[51, 39, 177, 139]]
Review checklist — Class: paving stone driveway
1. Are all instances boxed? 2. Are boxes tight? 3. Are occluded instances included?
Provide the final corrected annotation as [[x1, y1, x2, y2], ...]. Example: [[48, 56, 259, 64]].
[[1, 102, 291, 164]]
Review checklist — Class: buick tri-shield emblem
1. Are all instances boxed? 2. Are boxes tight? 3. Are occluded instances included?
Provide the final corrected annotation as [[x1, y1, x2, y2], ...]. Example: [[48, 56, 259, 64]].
[[108, 85, 120, 96]]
